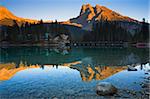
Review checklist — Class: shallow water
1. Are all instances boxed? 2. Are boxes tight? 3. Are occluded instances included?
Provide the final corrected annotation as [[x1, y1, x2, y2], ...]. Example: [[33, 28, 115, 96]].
[[0, 47, 149, 98]]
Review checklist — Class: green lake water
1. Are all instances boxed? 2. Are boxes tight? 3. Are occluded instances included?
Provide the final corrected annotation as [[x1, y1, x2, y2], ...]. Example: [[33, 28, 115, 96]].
[[0, 47, 149, 98]]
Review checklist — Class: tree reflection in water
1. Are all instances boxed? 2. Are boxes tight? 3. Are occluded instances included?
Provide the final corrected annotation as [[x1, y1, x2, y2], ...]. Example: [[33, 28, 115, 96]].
[[0, 47, 149, 81]]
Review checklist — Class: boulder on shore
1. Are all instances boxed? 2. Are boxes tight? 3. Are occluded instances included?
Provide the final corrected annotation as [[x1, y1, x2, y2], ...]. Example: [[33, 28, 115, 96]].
[[96, 82, 118, 96]]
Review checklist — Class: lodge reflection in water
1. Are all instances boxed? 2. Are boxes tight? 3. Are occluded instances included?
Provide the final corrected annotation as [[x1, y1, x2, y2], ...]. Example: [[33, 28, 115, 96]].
[[0, 47, 149, 66], [0, 47, 149, 81]]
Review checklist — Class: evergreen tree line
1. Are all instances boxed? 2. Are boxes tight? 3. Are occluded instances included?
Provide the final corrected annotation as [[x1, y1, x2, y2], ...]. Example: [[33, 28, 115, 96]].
[[0, 18, 149, 44], [0, 20, 69, 43], [83, 19, 149, 43], [83, 20, 131, 42], [132, 18, 149, 43]]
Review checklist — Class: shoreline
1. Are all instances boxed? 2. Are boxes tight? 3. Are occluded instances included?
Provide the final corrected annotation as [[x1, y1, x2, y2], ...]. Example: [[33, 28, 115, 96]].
[[0, 43, 149, 48]]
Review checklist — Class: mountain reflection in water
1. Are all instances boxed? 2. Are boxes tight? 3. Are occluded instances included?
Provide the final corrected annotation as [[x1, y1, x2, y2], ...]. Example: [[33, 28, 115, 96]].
[[0, 63, 39, 81], [0, 47, 149, 81], [0, 61, 127, 81], [70, 65, 127, 81]]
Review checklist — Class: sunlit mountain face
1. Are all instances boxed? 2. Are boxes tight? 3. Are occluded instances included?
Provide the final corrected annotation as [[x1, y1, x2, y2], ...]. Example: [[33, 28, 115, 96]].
[[70, 4, 140, 31], [0, 6, 38, 26], [0, 4, 141, 28]]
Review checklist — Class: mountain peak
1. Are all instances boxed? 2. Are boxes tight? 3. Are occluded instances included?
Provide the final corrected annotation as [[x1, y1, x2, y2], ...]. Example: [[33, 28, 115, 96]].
[[70, 4, 137, 31], [0, 6, 38, 26], [0, 6, 8, 11], [95, 4, 101, 8], [80, 4, 94, 15], [79, 4, 96, 21], [0, 6, 17, 20], [82, 3, 92, 8]]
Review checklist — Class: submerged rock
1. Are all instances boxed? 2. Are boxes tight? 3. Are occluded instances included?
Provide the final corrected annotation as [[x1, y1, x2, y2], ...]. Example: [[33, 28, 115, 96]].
[[127, 65, 137, 71], [96, 82, 117, 96]]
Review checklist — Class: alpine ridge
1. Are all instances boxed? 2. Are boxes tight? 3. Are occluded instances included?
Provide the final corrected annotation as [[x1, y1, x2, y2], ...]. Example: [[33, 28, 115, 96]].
[[70, 4, 139, 31], [0, 4, 140, 34], [0, 6, 38, 26]]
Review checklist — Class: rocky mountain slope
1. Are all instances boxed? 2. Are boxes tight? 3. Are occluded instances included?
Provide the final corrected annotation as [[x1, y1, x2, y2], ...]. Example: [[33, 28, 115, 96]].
[[0, 4, 141, 35], [70, 4, 141, 34], [0, 6, 38, 26]]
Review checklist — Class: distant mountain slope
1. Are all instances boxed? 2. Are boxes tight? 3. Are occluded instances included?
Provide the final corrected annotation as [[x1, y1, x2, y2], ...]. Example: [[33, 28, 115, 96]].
[[70, 4, 140, 33], [0, 4, 141, 35], [0, 6, 38, 26]]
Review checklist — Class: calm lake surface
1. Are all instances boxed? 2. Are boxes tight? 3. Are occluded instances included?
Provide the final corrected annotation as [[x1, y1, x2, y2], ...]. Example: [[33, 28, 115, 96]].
[[0, 47, 149, 98]]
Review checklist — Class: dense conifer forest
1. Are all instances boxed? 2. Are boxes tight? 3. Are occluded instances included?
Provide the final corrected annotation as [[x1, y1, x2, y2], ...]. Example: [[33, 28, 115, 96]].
[[0, 18, 149, 44]]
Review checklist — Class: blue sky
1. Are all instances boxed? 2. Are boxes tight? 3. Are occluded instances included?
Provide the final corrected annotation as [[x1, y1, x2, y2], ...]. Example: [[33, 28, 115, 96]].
[[0, 0, 149, 22]]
